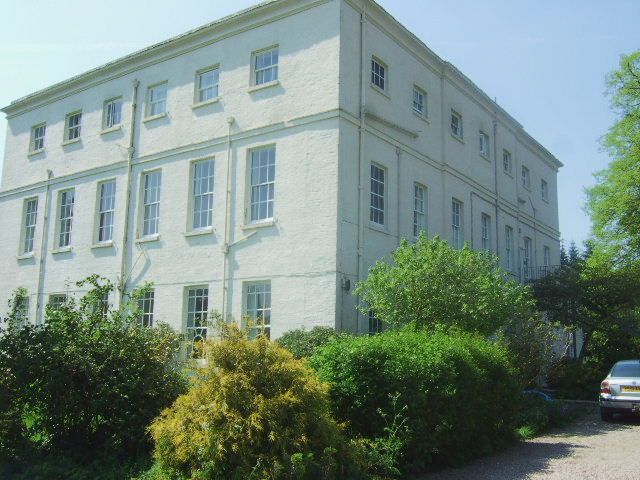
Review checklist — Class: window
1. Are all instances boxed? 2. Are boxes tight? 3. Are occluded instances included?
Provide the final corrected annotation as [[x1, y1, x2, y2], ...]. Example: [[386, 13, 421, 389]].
[[192, 160, 215, 230], [370, 164, 385, 226], [14, 294, 29, 326], [246, 282, 271, 339], [138, 290, 154, 327], [253, 47, 278, 85], [479, 131, 490, 157], [147, 83, 167, 117], [48, 294, 67, 311], [30, 124, 46, 152], [505, 226, 514, 271], [523, 237, 533, 280], [413, 183, 426, 237], [451, 110, 463, 139], [65, 112, 81, 141], [543, 246, 551, 269], [103, 98, 122, 129], [368, 310, 381, 335], [541, 179, 549, 201], [196, 67, 219, 103], [503, 150, 512, 175], [186, 287, 208, 354], [521, 166, 530, 189], [452, 199, 463, 249], [96, 181, 116, 243], [250, 147, 276, 223], [371, 57, 386, 91], [413, 86, 426, 116], [57, 189, 74, 248], [142, 171, 161, 236], [481, 213, 491, 250], [22, 198, 38, 254]]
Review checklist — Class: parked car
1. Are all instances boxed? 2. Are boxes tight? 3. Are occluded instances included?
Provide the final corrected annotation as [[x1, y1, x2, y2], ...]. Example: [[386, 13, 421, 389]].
[[599, 360, 640, 421]]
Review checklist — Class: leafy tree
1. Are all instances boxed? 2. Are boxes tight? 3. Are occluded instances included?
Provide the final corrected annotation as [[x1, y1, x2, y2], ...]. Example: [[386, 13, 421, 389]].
[[354, 234, 535, 336], [586, 51, 640, 264], [276, 327, 352, 359]]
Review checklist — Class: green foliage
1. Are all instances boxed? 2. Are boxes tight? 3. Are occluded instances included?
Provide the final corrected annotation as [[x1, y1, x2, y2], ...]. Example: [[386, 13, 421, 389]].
[[276, 327, 352, 359], [0, 276, 186, 466], [546, 358, 602, 400], [355, 235, 535, 336], [148, 327, 359, 480], [587, 50, 640, 263], [310, 329, 520, 474], [515, 395, 591, 439]]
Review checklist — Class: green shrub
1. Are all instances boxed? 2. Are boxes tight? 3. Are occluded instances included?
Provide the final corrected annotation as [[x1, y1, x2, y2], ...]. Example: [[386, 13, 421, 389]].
[[276, 327, 352, 359], [148, 328, 360, 480], [309, 329, 520, 474], [515, 395, 591, 439], [546, 358, 602, 400], [0, 276, 186, 464]]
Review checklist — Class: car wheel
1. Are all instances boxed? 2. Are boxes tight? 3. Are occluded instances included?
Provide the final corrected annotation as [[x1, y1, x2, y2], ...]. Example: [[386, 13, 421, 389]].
[[600, 407, 614, 421]]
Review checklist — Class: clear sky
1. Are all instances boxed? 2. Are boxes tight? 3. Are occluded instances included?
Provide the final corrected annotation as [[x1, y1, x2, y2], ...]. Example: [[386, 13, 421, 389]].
[[1, 0, 638, 247]]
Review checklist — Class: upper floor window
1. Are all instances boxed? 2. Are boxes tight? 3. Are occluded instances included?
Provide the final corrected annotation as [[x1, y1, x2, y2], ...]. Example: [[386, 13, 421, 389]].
[[186, 286, 208, 355], [521, 166, 531, 190], [451, 110, 463, 139], [57, 189, 75, 248], [22, 198, 38, 255], [370, 163, 385, 226], [505, 225, 514, 271], [371, 57, 387, 91], [65, 112, 81, 142], [147, 83, 167, 117], [481, 213, 491, 250], [452, 198, 463, 249], [103, 98, 122, 129], [196, 67, 219, 103], [138, 290, 154, 327], [142, 171, 161, 237], [413, 86, 426, 116], [413, 183, 426, 237], [503, 150, 512, 175], [250, 147, 276, 223], [479, 131, 490, 157], [30, 124, 46, 152], [541, 179, 549, 201], [192, 159, 215, 230], [246, 282, 272, 339], [97, 180, 116, 243], [253, 47, 279, 86]]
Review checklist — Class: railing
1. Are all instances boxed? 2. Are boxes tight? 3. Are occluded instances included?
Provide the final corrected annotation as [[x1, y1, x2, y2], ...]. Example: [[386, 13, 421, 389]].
[[520, 265, 560, 283]]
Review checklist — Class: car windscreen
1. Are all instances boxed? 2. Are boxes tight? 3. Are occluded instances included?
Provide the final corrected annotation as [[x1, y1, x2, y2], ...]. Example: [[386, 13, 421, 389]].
[[612, 363, 640, 378]]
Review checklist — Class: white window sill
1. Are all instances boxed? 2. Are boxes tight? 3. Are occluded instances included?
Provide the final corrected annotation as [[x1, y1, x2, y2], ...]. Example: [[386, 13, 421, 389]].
[[450, 133, 464, 144], [369, 222, 390, 235], [52, 246, 72, 254], [100, 125, 122, 135], [242, 219, 276, 230], [28, 148, 45, 157], [480, 153, 491, 162], [17, 253, 34, 260], [143, 112, 168, 123], [136, 234, 160, 244], [184, 227, 215, 237], [413, 110, 429, 123], [370, 83, 390, 99], [248, 80, 280, 93], [62, 138, 81, 147], [192, 97, 220, 109], [92, 241, 114, 249]]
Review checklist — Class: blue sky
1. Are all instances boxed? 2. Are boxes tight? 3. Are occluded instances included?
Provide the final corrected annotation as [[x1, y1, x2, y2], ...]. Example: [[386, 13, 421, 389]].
[[1, 0, 638, 247]]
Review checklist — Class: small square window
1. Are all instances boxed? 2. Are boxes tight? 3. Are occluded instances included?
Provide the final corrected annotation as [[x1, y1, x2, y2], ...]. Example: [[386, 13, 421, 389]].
[[253, 48, 278, 86], [196, 67, 219, 103], [30, 124, 46, 152], [103, 98, 122, 129], [503, 150, 512, 175], [451, 110, 463, 139], [147, 83, 167, 117], [371, 57, 387, 91], [479, 131, 490, 157], [65, 112, 82, 141], [413, 86, 426, 116]]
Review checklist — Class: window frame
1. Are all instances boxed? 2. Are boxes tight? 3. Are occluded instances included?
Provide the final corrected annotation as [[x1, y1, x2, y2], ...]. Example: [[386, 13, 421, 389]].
[[64, 111, 82, 142], [48, 294, 68, 311], [30, 123, 46, 153], [503, 149, 513, 175], [523, 236, 533, 280], [521, 165, 531, 190], [543, 245, 551, 269], [195, 65, 220, 104], [450, 110, 463, 139], [479, 131, 490, 158], [146, 82, 168, 118], [138, 290, 154, 327], [252, 46, 279, 86], [368, 309, 382, 335], [541, 179, 549, 201], [505, 225, 514, 272], [189, 158, 215, 231], [56, 189, 75, 249], [244, 281, 272, 339], [413, 183, 426, 238], [103, 97, 123, 130], [412, 85, 427, 117], [370, 163, 386, 227], [140, 170, 162, 238], [248, 145, 276, 224], [481, 213, 491, 250], [95, 179, 116, 244], [371, 56, 387, 92], [21, 197, 38, 255], [452, 198, 463, 249], [184, 286, 209, 355]]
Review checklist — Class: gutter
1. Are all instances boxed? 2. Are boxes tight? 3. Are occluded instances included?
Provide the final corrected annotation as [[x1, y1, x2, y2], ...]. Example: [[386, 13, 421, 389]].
[[35, 169, 53, 324], [221, 116, 235, 321]]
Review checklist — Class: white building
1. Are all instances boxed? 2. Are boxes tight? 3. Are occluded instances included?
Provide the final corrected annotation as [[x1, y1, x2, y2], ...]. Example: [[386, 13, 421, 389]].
[[0, 0, 562, 341]]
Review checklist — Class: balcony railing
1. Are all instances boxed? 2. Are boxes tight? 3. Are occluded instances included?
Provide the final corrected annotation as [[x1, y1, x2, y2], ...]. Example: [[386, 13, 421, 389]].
[[520, 265, 560, 283]]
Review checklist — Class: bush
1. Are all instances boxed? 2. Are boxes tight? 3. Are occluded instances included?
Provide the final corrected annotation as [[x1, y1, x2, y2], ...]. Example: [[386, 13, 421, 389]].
[[0, 276, 186, 465], [546, 357, 602, 400], [276, 327, 352, 359], [309, 329, 520, 474], [515, 394, 591, 439], [148, 328, 359, 480]]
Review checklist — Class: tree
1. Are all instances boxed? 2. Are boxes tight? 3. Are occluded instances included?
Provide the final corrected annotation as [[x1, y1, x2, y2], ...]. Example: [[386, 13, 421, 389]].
[[354, 235, 535, 336], [586, 51, 640, 264]]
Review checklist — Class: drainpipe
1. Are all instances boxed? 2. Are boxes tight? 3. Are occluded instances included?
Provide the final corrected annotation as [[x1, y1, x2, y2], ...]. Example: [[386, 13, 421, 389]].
[[469, 191, 474, 249], [221, 116, 235, 321], [118, 79, 139, 307], [492, 114, 500, 256], [396, 147, 401, 244], [355, 2, 367, 334], [35, 169, 53, 324]]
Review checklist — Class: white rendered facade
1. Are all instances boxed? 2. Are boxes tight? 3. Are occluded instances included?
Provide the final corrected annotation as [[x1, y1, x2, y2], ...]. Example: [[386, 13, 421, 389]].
[[0, 0, 562, 338]]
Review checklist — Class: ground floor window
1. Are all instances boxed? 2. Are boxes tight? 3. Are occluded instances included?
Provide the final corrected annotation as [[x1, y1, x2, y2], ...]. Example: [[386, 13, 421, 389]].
[[246, 282, 271, 339]]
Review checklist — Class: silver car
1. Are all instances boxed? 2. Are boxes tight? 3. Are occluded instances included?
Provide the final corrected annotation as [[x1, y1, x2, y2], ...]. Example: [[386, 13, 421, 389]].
[[599, 360, 640, 421]]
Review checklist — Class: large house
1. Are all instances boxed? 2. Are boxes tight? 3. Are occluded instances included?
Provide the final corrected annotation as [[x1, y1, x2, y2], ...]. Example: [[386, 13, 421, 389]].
[[0, 0, 562, 342]]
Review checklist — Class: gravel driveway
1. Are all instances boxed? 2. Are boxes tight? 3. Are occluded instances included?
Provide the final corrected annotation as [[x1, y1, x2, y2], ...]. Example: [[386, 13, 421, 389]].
[[419, 412, 640, 480]]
